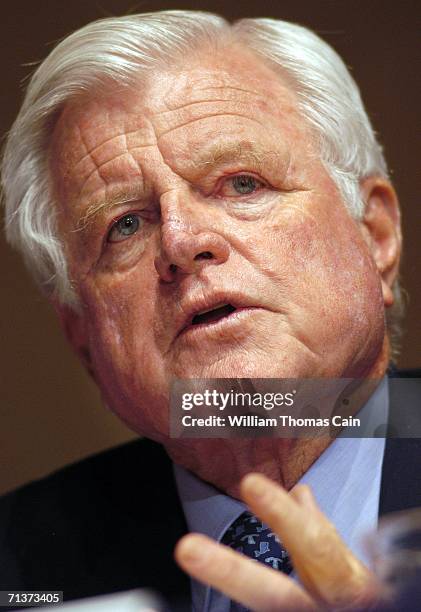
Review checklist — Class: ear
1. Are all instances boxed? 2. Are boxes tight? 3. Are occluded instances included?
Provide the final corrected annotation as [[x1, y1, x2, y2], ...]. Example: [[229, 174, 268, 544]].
[[53, 301, 95, 379], [359, 177, 402, 308]]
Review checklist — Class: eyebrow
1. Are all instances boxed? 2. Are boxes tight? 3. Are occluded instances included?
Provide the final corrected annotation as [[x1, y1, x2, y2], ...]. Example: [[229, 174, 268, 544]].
[[191, 140, 288, 177], [76, 181, 146, 231], [74, 141, 287, 231]]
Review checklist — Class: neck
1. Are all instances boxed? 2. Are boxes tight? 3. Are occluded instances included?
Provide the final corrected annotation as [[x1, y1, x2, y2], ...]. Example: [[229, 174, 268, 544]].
[[165, 340, 391, 498], [166, 436, 332, 498]]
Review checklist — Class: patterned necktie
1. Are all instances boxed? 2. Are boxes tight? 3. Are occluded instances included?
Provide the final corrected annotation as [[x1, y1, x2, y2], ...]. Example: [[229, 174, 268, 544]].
[[221, 511, 293, 611]]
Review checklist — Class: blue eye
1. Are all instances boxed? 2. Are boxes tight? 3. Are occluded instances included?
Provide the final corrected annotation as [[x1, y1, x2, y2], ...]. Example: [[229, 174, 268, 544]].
[[108, 213, 141, 243], [218, 174, 265, 197], [232, 175, 259, 194]]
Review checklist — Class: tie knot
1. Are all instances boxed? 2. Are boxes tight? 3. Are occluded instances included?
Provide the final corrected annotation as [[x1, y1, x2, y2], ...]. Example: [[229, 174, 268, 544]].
[[221, 511, 292, 574]]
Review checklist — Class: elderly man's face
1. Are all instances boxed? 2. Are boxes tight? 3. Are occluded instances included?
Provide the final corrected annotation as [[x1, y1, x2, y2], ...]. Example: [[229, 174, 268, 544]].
[[51, 46, 388, 440]]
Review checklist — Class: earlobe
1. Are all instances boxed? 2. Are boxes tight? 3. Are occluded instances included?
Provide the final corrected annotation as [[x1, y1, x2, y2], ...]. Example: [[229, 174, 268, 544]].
[[381, 279, 394, 307], [53, 301, 95, 379], [360, 177, 402, 307]]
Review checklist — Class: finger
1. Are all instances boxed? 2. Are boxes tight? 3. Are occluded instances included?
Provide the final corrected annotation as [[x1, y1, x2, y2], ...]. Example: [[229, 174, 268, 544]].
[[290, 484, 320, 512], [290, 485, 347, 531], [240, 474, 379, 608], [175, 533, 317, 611]]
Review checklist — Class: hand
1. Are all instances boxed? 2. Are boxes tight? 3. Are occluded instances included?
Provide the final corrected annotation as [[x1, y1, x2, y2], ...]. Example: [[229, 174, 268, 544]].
[[175, 473, 381, 610]]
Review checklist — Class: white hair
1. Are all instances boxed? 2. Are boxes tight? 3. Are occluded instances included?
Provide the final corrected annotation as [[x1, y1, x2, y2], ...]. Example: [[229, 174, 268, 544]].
[[0, 10, 404, 353]]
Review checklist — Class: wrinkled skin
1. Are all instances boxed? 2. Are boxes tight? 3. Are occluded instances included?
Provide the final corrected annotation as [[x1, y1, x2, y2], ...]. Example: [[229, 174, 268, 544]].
[[50, 44, 400, 494]]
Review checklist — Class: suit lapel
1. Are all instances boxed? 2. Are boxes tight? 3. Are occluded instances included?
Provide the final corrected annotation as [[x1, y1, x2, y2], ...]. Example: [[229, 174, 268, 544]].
[[379, 369, 421, 516]]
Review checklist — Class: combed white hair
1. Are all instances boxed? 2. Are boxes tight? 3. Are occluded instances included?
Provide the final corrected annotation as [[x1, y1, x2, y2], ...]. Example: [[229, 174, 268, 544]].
[[1, 10, 404, 352]]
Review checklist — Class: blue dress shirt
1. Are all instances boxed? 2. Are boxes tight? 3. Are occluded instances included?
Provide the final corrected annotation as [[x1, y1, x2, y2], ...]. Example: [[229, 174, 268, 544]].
[[174, 377, 388, 611]]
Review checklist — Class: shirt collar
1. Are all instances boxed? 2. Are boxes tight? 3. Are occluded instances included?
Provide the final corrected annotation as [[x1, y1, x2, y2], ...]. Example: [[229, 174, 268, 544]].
[[173, 376, 389, 611]]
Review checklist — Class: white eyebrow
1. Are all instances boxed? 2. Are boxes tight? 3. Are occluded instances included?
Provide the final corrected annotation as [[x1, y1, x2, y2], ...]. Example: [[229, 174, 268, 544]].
[[76, 182, 146, 231], [188, 140, 288, 181]]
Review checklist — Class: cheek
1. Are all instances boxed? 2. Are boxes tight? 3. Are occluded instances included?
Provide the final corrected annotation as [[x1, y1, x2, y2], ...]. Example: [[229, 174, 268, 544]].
[[81, 249, 157, 360], [77, 274, 170, 434], [257, 205, 385, 348]]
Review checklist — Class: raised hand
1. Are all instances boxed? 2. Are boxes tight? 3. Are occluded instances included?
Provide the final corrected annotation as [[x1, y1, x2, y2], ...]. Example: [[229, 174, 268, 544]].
[[175, 473, 381, 611]]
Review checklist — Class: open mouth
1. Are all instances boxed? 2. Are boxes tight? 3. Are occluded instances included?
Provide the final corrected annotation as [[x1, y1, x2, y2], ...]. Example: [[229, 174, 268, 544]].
[[191, 303, 237, 326]]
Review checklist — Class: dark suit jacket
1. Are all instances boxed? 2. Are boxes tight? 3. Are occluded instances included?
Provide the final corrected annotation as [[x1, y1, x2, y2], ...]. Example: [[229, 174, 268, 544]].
[[0, 370, 420, 609]]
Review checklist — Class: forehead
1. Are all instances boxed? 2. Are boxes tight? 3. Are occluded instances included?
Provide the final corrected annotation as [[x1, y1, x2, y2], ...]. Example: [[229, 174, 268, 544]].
[[49, 45, 312, 203], [144, 44, 297, 113]]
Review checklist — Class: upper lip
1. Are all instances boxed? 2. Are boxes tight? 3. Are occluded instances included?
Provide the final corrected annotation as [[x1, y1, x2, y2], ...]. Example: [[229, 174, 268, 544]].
[[175, 291, 262, 337]]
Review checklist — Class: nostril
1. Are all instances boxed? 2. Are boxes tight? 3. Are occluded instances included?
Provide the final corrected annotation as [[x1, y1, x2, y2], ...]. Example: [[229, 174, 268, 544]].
[[169, 264, 177, 273], [194, 251, 213, 261]]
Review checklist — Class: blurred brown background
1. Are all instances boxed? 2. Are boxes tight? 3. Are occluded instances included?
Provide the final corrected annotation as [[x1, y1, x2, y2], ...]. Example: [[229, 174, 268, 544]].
[[1, 0, 419, 495]]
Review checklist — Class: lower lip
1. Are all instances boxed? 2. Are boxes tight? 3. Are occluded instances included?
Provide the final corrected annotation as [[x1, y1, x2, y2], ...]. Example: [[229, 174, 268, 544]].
[[179, 307, 261, 339]]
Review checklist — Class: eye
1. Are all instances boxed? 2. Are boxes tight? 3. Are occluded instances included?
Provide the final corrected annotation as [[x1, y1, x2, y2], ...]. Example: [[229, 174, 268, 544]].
[[218, 174, 265, 197], [107, 213, 141, 243]]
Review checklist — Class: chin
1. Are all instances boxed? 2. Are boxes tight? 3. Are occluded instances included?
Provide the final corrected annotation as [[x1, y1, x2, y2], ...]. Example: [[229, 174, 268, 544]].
[[170, 347, 316, 380]]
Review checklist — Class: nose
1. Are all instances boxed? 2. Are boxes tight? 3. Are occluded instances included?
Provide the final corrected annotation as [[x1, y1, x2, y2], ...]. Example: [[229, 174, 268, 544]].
[[154, 192, 230, 282]]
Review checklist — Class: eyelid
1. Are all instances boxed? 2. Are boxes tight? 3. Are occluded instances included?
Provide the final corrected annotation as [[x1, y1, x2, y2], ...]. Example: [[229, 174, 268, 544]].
[[105, 210, 143, 244], [214, 172, 268, 196]]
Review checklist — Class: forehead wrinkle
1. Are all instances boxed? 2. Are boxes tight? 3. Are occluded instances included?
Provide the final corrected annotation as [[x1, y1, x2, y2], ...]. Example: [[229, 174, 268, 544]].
[[161, 85, 266, 113], [202, 84, 263, 96], [155, 110, 265, 140], [72, 127, 154, 172], [157, 98, 242, 116]]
